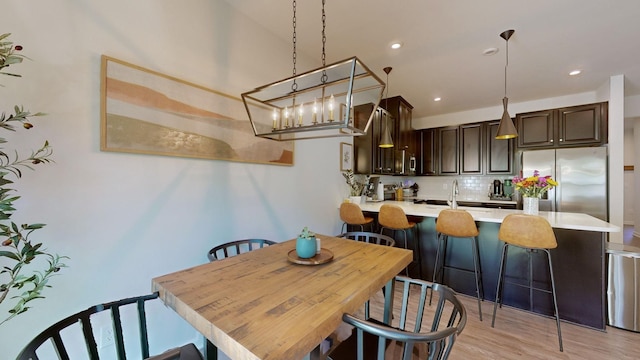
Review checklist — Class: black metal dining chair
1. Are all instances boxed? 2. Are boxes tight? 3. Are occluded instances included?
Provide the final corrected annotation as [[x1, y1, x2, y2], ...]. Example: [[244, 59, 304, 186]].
[[336, 231, 396, 247], [337, 231, 397, 319], [328, 276, 467, 360], [16, 292, 203, 360], [207, 239, 276, 261]]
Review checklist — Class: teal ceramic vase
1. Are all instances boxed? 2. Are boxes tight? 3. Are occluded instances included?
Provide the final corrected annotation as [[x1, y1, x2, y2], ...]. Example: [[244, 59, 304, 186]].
[[296, 236, 316, 258]]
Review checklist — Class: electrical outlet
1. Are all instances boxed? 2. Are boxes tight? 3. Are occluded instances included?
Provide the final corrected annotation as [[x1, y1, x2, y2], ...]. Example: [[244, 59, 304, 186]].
[[100, 327, 115, 348], [442, 183, 447, 189]]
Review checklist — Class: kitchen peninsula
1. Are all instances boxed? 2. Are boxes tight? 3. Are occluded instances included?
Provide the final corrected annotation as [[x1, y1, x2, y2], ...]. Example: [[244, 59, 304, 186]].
[[353, 200, 620, 330]]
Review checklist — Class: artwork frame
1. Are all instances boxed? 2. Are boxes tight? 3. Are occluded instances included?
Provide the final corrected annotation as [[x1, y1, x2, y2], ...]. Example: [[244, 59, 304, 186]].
[[100, 55, 294, 166], [340, 142, 353, 171]]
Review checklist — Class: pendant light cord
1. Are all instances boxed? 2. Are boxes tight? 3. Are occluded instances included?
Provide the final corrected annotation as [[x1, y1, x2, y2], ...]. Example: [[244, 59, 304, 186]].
[[504, 36, 508, 98]]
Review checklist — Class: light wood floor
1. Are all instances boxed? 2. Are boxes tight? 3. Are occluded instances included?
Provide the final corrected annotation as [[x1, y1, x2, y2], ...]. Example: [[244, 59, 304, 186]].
[[363, 284, 640, 360]]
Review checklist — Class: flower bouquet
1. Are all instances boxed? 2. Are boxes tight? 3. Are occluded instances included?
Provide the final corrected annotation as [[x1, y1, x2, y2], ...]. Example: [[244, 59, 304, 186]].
[[512, 170, 558, 198]]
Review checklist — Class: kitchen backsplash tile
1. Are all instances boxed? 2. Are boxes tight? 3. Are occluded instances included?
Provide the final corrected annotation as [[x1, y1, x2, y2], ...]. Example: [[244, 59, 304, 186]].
[[376, 175, 515, 200]]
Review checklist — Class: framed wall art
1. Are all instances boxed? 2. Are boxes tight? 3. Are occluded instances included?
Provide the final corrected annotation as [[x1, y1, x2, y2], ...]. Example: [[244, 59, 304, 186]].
[[100, 55, 294, 165], [340, 142, 353, 171]]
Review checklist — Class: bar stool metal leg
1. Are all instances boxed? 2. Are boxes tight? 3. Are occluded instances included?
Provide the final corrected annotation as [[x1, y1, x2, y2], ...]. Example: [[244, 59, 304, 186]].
[[432, 232, 483, 320], [471, 235, 483, 321], [544, 248, 563, 352], [492, 243, 563, 352]]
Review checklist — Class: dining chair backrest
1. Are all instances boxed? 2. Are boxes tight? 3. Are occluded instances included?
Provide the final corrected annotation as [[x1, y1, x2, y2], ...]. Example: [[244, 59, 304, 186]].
[[16, 293, 203, 360], [208, 239, 277, 262], [328, 276, 467, 360], [337, 231, 396, 247], [498, 214, 557, 249]]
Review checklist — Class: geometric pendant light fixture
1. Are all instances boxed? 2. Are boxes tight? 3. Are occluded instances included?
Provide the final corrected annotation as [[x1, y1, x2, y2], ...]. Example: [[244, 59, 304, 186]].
[[495, 29, 519, 140], [241, 0, 385, 141], [379, 66, 394, 148]]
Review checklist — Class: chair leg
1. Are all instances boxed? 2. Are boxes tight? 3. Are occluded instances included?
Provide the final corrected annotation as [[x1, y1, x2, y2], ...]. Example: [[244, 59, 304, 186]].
[[545, 249, 563, 352], [491, 243, 509, 327], [413, 226, 422, 279], [402, 230, 410, 276], [471, 236, 483, 321], [430, 234, 446, 305]]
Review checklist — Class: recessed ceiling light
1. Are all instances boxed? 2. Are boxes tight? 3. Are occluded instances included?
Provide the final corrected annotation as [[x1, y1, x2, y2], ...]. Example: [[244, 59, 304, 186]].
[[483, 47, 499, 56], [390, 42, 403, 50], [569, 69, 582, 76], [434, 97, 442, 102]]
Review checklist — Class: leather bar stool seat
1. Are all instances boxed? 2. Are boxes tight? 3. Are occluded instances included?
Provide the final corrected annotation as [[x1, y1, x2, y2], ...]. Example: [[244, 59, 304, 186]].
[[491, 214, 563, 352], [433, 209, 484, 320], [378, 204, 421, 277], [340, 202, 375, 233]]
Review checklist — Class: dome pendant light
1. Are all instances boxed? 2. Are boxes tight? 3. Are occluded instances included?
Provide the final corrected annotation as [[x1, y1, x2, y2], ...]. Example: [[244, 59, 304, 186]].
[[379, 66, 394, 148], [495, 29, 518, 140]]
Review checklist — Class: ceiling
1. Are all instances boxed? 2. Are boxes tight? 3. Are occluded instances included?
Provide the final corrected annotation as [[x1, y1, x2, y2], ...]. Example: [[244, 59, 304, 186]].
[[225, 0, 640, 120]]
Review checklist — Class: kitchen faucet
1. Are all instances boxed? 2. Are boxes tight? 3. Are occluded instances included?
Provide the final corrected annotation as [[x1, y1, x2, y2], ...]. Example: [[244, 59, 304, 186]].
[[447, 179, 459, 209]]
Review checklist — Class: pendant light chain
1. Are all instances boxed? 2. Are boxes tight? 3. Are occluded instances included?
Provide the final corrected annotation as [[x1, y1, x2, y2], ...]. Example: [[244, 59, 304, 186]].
[[321, 0, 328, 83], [291, 0, 298, 91]]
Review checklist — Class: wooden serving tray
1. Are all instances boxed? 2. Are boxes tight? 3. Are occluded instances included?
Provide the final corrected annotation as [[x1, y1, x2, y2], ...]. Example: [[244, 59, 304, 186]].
[[287, 248, 334, 265]]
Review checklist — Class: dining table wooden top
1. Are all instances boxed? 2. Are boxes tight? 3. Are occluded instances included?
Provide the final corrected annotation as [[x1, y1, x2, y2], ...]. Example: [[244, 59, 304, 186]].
[[151, 234, 412, 360]]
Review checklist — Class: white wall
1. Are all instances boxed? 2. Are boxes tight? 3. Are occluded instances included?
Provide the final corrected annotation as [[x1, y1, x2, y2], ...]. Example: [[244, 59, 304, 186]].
[[1, 1, 348, 358], [624, 124, 635, 225]]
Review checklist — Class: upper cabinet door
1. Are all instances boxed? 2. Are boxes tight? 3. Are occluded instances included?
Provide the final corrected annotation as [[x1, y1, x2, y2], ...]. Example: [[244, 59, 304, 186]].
[[557, 103, 606, 147], [486, 121, 514, 174], [516, 109, 555, 148], [460, 123, 483, 174], [417, 128, 437, 175], [438, 126, 459, 175], [353, 104, 375, 174]]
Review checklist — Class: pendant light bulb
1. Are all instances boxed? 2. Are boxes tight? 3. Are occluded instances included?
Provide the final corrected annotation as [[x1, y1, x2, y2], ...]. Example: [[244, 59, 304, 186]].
[[495, 29, 518, 140], [379, 66, 394, 148]]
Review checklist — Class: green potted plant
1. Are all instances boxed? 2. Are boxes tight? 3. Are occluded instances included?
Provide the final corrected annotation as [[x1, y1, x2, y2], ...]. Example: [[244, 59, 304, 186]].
[[296, 226, 317, 259], [341, 170, 369, 204], [0, 33, 67, 326]]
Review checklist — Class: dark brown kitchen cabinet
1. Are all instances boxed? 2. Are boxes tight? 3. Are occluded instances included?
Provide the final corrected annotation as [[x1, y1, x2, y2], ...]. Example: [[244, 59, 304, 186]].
[[353, 105, 395, 174], [380, 96, 415, 174], [515, 109, 555, 148], [353, 104, 374, 174], [381, 96, 415, 154], [557, 103, 607, 146], [417, 128, 437, 175], [515, 102, 607, 149], [486, 120, 514, 174], [438, 126, 459, 175], [460, 123, 483, 174], [378, 108, 396, 173]]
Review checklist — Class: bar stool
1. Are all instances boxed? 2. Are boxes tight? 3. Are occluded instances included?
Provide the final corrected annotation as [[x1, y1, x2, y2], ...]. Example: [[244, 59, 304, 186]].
[[340, 202, 375, 233], [432, 209, 484, 320], [378, 204, 421, 278], [491, 214, 563, 352]]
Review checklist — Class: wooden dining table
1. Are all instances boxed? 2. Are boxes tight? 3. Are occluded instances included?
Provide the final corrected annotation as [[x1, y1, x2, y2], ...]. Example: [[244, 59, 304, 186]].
[[151, 234, 413, 360]]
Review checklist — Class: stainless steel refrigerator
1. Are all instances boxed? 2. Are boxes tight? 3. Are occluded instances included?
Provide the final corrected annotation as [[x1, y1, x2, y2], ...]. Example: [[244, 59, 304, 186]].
[[521, 146, 608, 221]]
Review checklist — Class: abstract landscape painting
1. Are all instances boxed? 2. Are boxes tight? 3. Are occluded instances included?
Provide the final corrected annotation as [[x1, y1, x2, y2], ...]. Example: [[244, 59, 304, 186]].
[[100, 55, 294, 165]]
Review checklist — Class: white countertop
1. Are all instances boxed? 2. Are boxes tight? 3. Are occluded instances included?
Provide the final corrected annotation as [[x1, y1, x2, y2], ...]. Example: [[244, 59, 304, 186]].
[[358, 200, 620, 233]]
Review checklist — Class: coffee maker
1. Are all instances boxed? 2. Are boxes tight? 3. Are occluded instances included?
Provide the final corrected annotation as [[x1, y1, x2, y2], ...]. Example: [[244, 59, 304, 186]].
[[492, 179, 503, 197]]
